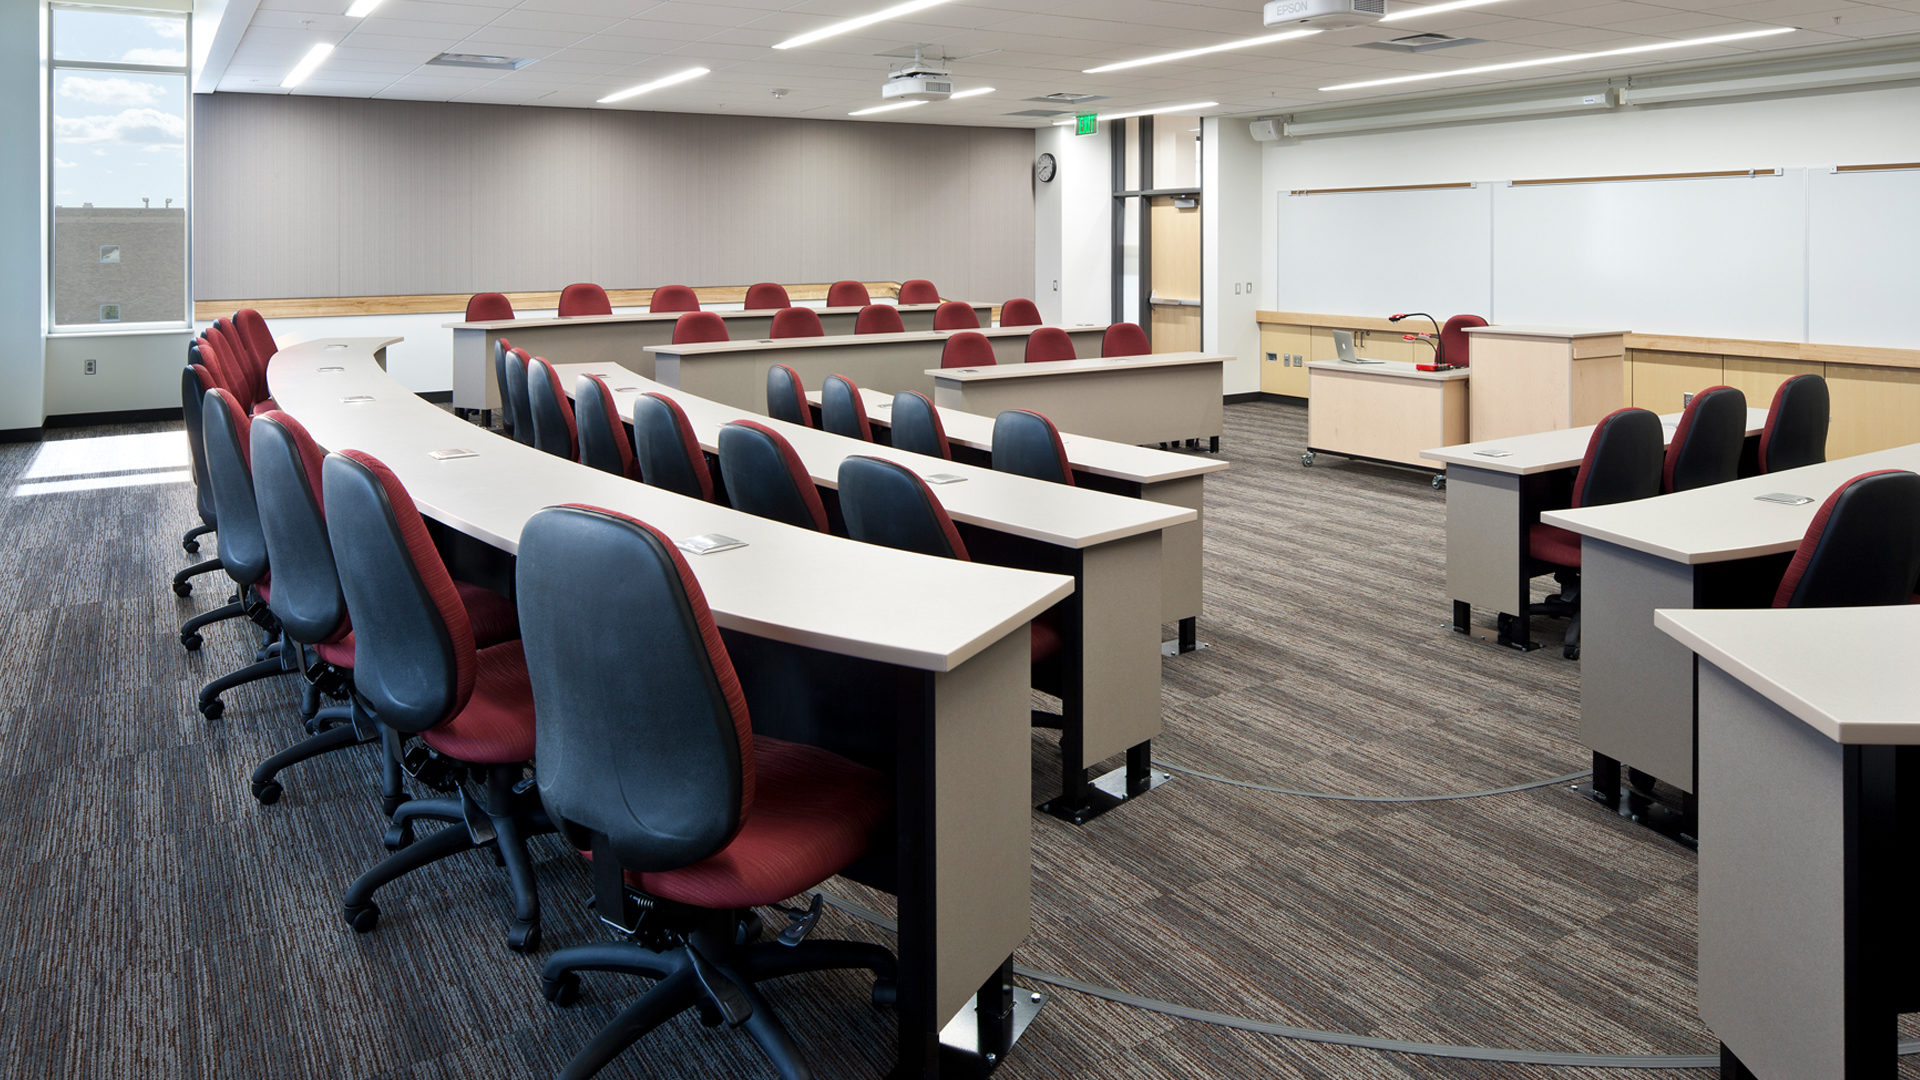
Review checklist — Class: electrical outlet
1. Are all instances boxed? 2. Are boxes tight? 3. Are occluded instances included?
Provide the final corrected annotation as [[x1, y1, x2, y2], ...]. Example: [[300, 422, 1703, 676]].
[[84, 359, 97, 375], [1266, 352, 1278, 363]]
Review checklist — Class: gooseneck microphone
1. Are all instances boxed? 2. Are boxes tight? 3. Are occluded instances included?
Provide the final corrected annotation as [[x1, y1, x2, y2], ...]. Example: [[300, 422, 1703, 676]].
[[1389, 312, 1445, 364]]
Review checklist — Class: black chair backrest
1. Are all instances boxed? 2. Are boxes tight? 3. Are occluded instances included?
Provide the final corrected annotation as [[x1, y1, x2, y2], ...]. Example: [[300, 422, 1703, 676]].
[[632, 392, 714, 502], [1761, 374, 1829, 474], [526, 357, 578, 461], [322, 450, 472, 734], [251, 411, 348, 647], [838, 456, 968, 560], [1572, 407, 1665, 509], [503, 347, 536, 447], [492, 337, 516, 437], [991, 409, 1075, 486], [889, 391, 950, 460], [819, 374, 870, 441], [202, 388, 270, 588], [519, 504, 747, 869], [182, 363, 217, 527], [574, 374, 637, 479], [716, 420, 828, 532], [766, 363, 810, 426], [1774, 470, 1920, 608], [1663, 385, 1747, 493]]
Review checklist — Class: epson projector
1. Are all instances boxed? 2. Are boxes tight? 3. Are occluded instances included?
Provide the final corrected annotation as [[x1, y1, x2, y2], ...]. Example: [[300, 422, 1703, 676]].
[[1263, 0, 1387, 28], [881, 66, 953, 102]]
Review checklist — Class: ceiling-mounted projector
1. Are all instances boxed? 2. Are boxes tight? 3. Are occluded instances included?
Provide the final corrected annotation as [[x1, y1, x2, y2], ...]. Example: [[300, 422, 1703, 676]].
[[1263, 0, 1387, 28], [881, 51, 953, 101]]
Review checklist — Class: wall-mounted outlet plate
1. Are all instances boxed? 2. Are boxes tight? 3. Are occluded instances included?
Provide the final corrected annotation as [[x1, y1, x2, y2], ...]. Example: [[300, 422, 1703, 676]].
[[84, 359, 97, 375]]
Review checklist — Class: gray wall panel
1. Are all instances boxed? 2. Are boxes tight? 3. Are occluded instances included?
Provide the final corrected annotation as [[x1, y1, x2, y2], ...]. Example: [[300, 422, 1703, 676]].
[[193, 94, 1036, 304]]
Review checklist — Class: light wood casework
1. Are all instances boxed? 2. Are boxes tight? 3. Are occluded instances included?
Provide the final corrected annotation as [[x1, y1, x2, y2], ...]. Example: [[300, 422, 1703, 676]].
[[1254, 311, 1466, 398], [1462, 326, 1627, 442], [1306, 361, 1468, 469], [1259, 323, 1312, 397]]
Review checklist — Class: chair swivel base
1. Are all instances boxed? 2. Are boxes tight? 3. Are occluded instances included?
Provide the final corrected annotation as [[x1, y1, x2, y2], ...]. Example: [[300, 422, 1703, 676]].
[[172, 556, 222, 597], [249, 711, 366, 805], [197, 646, 290, 721]]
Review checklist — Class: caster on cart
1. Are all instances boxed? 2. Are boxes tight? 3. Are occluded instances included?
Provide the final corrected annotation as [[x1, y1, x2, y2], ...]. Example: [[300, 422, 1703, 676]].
[[1432, 474, 1447, 490], [1300, 452, 1316, 467]]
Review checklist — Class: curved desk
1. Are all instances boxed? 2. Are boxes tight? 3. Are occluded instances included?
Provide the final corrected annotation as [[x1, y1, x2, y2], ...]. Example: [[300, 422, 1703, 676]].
[[929, 352, 1226, 450], [270, 337, 1071, 1078]]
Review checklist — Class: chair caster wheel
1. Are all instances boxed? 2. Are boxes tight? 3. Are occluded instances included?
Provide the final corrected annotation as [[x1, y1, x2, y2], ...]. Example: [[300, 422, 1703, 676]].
[[252, 778, 282, 805], [871, 979, 897, 1009], [173, 580, 192, 597], [382, 820, 413, 851], [542, 970, 582, 1006], [345, 902, 380, 933], [199, 698, 224, 721], [180, 632, 203, 651], [1432, 474, 1447, 490], [735, 911, 764, 946], [183, 538, 200, 554], [507, 920, 540, 953], [381, 793, 409, 818], [1563, 645, 1580, 660], [1300, 452, 1315, 466]]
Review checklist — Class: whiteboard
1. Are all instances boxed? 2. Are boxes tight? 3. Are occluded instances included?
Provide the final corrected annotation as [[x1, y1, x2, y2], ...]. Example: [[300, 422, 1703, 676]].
[[1807, 168, 1920, 350], [1490, 171, 1807, 341], [1273, 184, 1492, 319]]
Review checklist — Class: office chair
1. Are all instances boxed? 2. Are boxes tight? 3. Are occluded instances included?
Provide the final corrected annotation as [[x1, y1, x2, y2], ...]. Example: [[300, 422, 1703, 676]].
[[1436, 314, 1487, 367], [1527, 407, 1665, 659], [673, 311, 729, 344], [202, 326, 268, 415], [716, 420, 828, 532], [517, 504, 894, 1080], [992, 410, 1075, 486], [1101, 322, 1151, 358], [233, 308, 280, 379], [770, 307, 824, 339], [819, 374, 872, 442], [1772, 470, 1920, 608], [466, 292, 514, 321], [854, 304, 904, 335], [940, 331, 996, 369], [889, 391, 950, 460], [827, 280, 869, 307], [898, 279, 940, 304], [632, 392, 716, 502], [173, 362, 224, 594], [650, 284, 699, 313], [491, 336, 517, 438], [1025, 327, 1077, 364], [213, 317, 272, 410], [932, 301, 979, 330], [574, 374, 640, 480], [1759, 374, 1829, 473], [999, 298, 1042, 327], [526, 357, 581, 462], [193, 388, 295, 719], [745, 282, 790, 310], [1663, 385, 1747, 493], [323, 449, 550, 951], [559, 282, 613, 317], [765, 363, 811, 426], [503, 346, 537, 447]]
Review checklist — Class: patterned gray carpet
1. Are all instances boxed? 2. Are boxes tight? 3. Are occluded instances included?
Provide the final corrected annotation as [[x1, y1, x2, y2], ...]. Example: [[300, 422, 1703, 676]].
[[2, 402, 1900, 1078]]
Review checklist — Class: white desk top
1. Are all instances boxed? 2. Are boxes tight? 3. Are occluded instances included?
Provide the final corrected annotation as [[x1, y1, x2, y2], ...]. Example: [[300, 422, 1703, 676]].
[[1305, 359, 1470, 383], [820, 386, 1229, 485], [1422, 407, 1768, 476], [1542, 443, 1920, 564], [553, 363, 1193, 549], [269, 339, 1072, 672], [643, 324, 1103, 358], [1656, 606, 1920, 745], [445, 302, 981, 331], [1460, 324, 1630, 339], [928, 352, 1227, 383]]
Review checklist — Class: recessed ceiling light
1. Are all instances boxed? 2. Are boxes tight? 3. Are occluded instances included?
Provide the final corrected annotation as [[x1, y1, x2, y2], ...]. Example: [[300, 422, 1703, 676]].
[[1083, 29, 1321, 74], [1377, 0, 1509, 23], [949, 87, 995, 99], [1051, 101, 1219, 125], [281, 42, 334, 89], [774, 0, 953, 51], [850, 100, 929, 116], [344, 0, 385, 16], [599, 66, 710, 104], [1320, 27, 1796, 91]]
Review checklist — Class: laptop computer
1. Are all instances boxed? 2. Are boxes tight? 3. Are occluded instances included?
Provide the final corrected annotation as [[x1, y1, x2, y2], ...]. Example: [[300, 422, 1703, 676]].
[[1331, 329, 1382, 364]]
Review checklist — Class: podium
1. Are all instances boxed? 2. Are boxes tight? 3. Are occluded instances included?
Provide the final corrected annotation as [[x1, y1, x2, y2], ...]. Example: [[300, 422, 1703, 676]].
[[1461, 325, 1627, 441]]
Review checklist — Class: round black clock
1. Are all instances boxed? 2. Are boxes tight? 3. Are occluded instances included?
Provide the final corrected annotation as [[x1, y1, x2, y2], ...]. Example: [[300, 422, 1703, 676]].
[[1035, 153, 1057, 183]]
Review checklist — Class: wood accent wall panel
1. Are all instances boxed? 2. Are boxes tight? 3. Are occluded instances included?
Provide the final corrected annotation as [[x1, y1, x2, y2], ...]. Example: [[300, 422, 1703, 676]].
[[1628, 351, 1721, 412]]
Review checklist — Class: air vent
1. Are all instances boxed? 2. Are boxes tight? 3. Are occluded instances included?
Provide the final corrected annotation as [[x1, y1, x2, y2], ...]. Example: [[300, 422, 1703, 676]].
[[1006, 108, 1070, 117], [1030, 92, 1105, 104], [427, 52, 534, 70], [1358, 33, 1480, 53]]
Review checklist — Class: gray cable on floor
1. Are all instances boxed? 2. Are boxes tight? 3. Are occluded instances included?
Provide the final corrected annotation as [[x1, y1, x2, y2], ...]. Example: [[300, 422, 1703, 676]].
[[1155, 760, 1591, 803], [817, 892, 1919, 1069]]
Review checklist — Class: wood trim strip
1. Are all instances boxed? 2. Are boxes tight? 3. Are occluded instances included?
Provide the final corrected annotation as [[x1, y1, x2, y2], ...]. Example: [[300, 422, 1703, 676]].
[[1509, 169, 1778, 186], [1286, 182, 1474, 196], [1835, 162, 1920, 173], [195, 281, 907, 321]]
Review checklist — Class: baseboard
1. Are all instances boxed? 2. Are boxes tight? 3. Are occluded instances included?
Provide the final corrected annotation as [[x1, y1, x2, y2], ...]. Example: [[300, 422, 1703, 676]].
[[1258, 392, 1306, 404], [1222, 391, 1263, 404], [418, 390, 452, 404], [46, 406, 184, 429], [0, 426, 43, 444]]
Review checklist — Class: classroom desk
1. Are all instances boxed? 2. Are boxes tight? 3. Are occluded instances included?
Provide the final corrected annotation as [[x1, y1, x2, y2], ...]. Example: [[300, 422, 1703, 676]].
[[1460, 325, 1628, 441], [554, 362, 1190, 823], [270, 338, 1072, 1079], [445, 302, 993, 417], [929, 353, 1227, 451], [1302, 359, 1468, 473], [1541, 443, 1920, 837], [645, 325, 1108, 413], [813, 384, 1228, 653], [1657, 605, 1920, 1080], [1422, 407, 1767, 650]]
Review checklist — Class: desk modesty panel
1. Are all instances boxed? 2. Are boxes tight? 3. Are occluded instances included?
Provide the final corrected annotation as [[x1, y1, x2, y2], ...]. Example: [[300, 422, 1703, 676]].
[[929, 353, 1227, 450]]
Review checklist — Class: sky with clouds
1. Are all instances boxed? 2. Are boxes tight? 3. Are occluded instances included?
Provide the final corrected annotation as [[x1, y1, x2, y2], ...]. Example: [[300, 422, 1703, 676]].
[[53, 11, 186, 210]]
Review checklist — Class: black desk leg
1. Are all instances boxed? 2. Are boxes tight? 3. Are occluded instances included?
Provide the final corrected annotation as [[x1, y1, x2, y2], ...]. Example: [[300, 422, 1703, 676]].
[[1720, 1044, 1756, 1080], [1126, 742, 1154, 796], [1496, 610, 1534, 651], [1591, 752, 1621, 808], [1209, 436, 1219, 453], [1177, 617, 1197, 653], [1452, 600, 1470, 634], [975, 959, 1015, 1069], [479, 408, 491, 429]]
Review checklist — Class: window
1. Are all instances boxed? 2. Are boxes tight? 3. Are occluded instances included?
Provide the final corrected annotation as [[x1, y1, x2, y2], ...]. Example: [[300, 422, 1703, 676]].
[[50, 5, 189, 331]]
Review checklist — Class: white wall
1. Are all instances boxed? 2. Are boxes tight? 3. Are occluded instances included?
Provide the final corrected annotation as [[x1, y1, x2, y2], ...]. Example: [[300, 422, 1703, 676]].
[[1202, 118, 1263, 395], [1032, 124, 1111, 327], [1, 3, 46, 434]]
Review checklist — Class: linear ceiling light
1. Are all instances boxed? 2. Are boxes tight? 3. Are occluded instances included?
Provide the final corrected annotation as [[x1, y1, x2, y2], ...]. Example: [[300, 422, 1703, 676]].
[[1321, 26, 1795, 91], [850, 100, 928, 116], [774, 0, 953, 50], [344, 0, 386, 16], [1051, 101, 1219, 125], [949, 86, 996, 99], [599, 66, 710, 104], [281, 42, 334, 88], [1084, 29, 1321, 74], [1377, 0, 1508, 23]]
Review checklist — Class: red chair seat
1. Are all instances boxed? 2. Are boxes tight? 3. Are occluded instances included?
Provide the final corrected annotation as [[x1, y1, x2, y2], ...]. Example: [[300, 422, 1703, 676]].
[[456, 581, 520, 646], [632, 736, 889, 910], [250, 397, 279, 416], [422, 640, 536, 764], [1529, 522, 1581, 568], [313, 635, 353, 668], [254, 579, 271, 603], [1031, 614, 1063, 664]]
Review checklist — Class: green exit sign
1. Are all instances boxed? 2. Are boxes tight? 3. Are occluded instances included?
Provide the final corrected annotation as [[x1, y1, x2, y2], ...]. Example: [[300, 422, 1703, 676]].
[[1075, 113, 1098, 136]]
